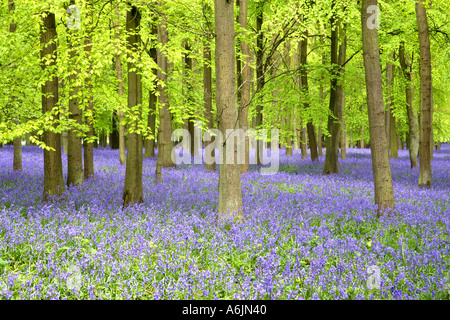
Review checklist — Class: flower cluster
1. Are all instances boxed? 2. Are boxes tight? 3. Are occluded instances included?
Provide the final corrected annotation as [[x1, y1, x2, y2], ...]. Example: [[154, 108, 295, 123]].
[[0, 144, 449, 300]]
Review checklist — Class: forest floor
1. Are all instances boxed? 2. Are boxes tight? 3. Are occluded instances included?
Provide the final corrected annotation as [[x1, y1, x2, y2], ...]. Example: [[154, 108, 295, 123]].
[[0, 144, 449, 299]]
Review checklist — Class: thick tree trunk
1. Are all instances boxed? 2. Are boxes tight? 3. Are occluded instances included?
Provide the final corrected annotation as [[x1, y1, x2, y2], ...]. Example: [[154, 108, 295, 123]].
[[155, 10, 175, 182], [122, 6, 143, 206], [41, 11, 64, 200], [66, 0, 84, 187], [115, 4, 126, 165], [416, 1, 433, 187], [83, 0, 94, 179], [361, 0, 395, 215], [323, 2, 341, 175], [215, 0, 243, 220], [238, 0, 251, 171], [299, 28, 318, 161], [417, 4, 433, 170]]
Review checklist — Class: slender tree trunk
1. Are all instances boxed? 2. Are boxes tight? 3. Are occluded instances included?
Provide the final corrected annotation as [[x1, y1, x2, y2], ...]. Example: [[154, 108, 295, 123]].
[[215, 0, 243, 220], [299, 27, 318, 161], [340, 113, 347, 160], [336, 24, 347, 161], [155, 8, 175, 182], [386, 52, 398, 159], [83, 0, 94, 179], [360, 126, 365, 148], [122, 6, 143, 206], [203, 32, 215, 171], [255, 5, 264, 166], [144, 25, 158, 158], [416, 0, 433, 187], [318, 50, 325, 157], [66, 0, 84, 187], [9, 1, 21, 171], [281, 40, 293, 156], [317, 122, 323, 155], [323, 1, 341, 174], [361, 0, 395, 215], [184, 43, 198, 157], [300, 126, 307, 159], [41, 11, 64, 200], [238, 0, 251, 171], [115, 4, 126, 165], [110, 111, 120, 149]]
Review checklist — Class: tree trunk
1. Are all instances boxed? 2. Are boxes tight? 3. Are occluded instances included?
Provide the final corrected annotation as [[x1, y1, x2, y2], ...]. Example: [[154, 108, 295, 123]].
[[238, 0, 251, 171], [317, 122, 323, 156], [115, 4, 126, 165], [300, 126, 307, 159], [299, 27, 318, 162], [386, 52, 398, 159], [13, 134, 22, 171], [361, 0, 395, 215], [25, 133, 31, 146], [360, 126, 365, 148], [255, 4, 264, 166], [83, 0, 95, 179], [203, 34, 215, 171], [41, 11, 65, 200], [110, 111, 120, 149], [215, 0, 243, 220], [144, 24, 158, 158], [122, 6, 143, 206], [9, 1, 21, 171], [323, 1, 341, 175], [66, 0, 84, 187], [155, 9, 175, 182], [416, 0, 433, 187], [340, 113, 347, 160], [336, 24, 347, 162], [184, 43, 198, 157]]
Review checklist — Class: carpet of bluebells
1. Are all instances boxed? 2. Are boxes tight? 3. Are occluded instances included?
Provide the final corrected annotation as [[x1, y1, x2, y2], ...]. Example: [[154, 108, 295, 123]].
[[0, 144, 449, 300]]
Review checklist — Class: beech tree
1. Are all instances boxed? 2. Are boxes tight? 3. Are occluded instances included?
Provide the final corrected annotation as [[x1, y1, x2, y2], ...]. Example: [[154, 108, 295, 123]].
[[122, 5, 143, 206], [41, 11, 64, 200], [416, 0, 433, 187], [399, 42, 419, 168], [66, 0, 84, 187], [155, 4, 175, 183], [9, 0, 21, 171], [361, 0, 395, 215], [215, 0, 243, 220]]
